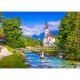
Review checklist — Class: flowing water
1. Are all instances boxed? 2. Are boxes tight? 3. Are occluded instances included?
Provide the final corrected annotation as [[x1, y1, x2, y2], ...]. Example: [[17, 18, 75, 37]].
[[25, 52, 78, 68]]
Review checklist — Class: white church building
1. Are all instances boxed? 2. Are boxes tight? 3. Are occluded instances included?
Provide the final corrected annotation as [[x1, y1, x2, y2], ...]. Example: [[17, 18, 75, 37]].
[[43, 22, 55, 46]]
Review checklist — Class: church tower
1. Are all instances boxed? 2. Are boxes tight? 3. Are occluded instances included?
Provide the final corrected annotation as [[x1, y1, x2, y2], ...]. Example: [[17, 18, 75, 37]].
[[45, 22, 49, 35], [43, 22, 55, 46]]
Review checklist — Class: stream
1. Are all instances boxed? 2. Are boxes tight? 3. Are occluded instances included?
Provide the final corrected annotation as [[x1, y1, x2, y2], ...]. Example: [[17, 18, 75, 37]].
[[25, 52, 79, 68]]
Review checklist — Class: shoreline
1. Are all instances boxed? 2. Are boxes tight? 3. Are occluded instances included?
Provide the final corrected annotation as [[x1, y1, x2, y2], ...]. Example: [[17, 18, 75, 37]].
[[24, 51, 80, 68], [30, 51, 80, 68]]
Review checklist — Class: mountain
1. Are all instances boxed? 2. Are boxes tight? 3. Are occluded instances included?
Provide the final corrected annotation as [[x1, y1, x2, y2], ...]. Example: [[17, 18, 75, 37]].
[[32, 31, 58, 40]]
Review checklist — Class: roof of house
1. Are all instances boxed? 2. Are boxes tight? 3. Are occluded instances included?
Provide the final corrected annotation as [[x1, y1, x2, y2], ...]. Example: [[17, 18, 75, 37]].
[[44, 32, 55, 38], [0, 34, 5, 38]]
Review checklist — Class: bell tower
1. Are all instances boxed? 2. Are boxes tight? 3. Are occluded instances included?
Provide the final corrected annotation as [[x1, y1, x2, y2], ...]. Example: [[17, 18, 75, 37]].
[[45, 22, 49, 35]]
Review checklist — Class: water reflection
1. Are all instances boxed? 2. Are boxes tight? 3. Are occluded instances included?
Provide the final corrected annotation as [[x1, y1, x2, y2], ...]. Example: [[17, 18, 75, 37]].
[[41, 59, 44, 63]]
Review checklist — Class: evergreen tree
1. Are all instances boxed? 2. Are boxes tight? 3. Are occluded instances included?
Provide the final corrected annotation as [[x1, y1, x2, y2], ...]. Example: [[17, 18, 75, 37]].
[[0, 12, 3, 22], [57, 12, 80, 60]]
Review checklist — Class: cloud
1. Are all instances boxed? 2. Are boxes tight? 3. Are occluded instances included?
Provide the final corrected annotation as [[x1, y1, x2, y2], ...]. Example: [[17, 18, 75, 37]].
[[20, 20, 60, 37], [48, 21, 61, 31], [48, 21, 60, 25], [20, 25, 44, 37]]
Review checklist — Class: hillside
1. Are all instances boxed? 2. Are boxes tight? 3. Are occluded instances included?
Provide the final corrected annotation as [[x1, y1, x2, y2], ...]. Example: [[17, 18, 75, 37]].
[[22, 35, 41, 47]]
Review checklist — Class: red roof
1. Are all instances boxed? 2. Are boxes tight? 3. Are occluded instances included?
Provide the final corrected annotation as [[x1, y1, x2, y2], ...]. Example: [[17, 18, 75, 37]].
[[0, 34, 5, 38]]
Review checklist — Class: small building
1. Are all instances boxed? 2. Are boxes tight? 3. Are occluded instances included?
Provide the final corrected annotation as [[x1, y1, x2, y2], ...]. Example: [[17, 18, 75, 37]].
[[43, 22, 55, 46], [0, 33, 5, 43]]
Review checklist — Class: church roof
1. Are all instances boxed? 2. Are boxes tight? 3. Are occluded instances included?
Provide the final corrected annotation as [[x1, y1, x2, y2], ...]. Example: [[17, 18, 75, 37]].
[[44, 32, 55, 38]]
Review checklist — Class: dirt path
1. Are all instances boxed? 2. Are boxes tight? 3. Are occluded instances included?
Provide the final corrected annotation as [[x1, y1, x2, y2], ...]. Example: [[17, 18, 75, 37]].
[[0, 46, 13, 59]]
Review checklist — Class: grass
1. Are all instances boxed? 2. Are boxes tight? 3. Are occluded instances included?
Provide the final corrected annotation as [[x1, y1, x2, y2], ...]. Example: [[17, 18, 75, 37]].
[[0, 53, 30, 68], [45, 50, 59, 57], [0, 45, 30, 68], [4, 45, 15, 52]]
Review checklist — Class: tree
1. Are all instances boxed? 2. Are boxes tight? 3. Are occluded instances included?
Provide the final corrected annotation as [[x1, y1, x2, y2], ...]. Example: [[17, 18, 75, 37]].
[[0, 12, 3, 22], [57, 12, 80, 60], [2, 18, 25, 48], [22, 35, 40, 47]]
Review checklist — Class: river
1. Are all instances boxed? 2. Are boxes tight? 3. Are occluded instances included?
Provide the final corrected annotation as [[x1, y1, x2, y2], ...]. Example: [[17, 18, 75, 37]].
[[25, 52, 79, 68]]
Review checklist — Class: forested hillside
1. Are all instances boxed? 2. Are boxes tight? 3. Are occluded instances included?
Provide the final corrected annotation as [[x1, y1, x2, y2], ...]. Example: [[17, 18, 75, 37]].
[[22, 35, 40, 47]]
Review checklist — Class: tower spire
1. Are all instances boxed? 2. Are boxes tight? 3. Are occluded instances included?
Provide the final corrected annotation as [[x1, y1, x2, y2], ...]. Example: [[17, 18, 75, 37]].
[[45, 22, 49, 35], [45, 22, 48, 29]]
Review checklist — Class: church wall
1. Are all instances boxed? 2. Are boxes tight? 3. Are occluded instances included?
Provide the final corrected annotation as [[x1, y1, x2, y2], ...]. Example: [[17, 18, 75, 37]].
[[43, 38, 48, 43], [45, 29, 49, 35], [48, 38, 55, 44], [43, 43, 54, 46]]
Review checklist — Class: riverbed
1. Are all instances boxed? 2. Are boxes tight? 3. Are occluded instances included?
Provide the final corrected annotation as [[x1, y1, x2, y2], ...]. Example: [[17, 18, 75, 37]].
[[25, 52, 80, 68]]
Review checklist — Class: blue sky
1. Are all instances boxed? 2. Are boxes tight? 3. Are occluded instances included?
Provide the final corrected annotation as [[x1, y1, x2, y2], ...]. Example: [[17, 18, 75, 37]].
[[3, 12, 66, 40]]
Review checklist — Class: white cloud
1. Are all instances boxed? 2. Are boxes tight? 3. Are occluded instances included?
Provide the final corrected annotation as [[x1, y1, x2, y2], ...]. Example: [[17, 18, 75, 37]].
[[48, 21, 60, 25], [20, 25, 44, 37], [48, 21, 61, 31], [20, 20, 60, 37]]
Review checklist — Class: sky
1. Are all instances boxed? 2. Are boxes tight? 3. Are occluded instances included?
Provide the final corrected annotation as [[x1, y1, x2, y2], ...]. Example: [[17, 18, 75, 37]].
[[3, 12, 66, 40]]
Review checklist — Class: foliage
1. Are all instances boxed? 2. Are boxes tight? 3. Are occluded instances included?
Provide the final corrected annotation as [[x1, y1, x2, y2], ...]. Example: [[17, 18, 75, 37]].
[[0, 12, 3, 22], [45, 50, 58, 57], [57, 12, 80, 61], [4, 45, 15, 52], [22, 35, 40, 47], [0, 12, 3, 34], [2, 18, 26, 48], [0, 27, 4, 34]]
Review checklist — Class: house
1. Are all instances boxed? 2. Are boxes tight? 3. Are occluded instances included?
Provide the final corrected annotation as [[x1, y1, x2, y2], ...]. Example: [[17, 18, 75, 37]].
[[43, 22, 55, 46], [0, 33, 5, 42]]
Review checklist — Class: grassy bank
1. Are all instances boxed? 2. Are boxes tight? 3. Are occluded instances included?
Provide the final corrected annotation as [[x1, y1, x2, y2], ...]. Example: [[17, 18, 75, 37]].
[[44, 50, 58, 57], [33, 50, 59, 57], [0, 53, 30, 68], [0, 45, 30, 68]]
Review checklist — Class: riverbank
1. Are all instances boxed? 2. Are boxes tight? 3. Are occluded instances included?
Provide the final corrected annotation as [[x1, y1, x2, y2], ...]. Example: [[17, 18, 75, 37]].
[[25, 52, 80, 68], [0, 45, 30, 68], [32, 50, 80, 68], [33, 50, 58, 57]]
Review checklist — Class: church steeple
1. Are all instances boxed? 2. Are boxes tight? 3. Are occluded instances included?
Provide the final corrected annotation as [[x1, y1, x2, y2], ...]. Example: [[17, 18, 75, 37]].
[[45, 22, 48, 29], [45, 22, 49, 35]]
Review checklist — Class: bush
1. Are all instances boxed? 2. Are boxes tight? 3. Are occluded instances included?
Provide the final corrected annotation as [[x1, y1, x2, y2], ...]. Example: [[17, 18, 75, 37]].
[[45, 50, 59, 57]]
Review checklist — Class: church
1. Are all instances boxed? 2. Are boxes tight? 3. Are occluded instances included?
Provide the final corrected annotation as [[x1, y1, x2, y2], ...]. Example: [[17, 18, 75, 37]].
[[43, 22, 55, 46]]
